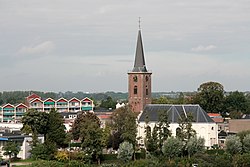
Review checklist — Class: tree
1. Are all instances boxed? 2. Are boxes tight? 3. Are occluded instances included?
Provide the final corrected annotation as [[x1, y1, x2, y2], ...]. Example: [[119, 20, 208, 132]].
[[117, 141, 134, 162], [243, 134, 250, 153], [46, 108, 66, 147], [157, 110, 171, 149], [192, 81, 224, 113], [99, 96, 116, 109], [152, 96, 170, 104], [110, 105, 137, 148], [186, 136, 205, 158], [162, 137, 182, 160], [21, 109, 49, 146], [71, 112, 104, 165], [176, 113, 196, 142], [225, 135, 242, 155], [3, 141, 21, 160], [224, 91, 248, 114]]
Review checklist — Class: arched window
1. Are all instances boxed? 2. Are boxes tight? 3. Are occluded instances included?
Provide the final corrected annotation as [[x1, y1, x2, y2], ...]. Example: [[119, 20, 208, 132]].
[[134, 86, 137, 94]]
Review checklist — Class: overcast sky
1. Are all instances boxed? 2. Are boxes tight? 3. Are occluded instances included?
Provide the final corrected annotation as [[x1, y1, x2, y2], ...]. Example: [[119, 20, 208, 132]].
[[0, 0, 249, 93]]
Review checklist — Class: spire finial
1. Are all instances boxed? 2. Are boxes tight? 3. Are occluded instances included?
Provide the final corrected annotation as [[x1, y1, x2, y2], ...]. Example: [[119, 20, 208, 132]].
[[138, 17, 141, 30]]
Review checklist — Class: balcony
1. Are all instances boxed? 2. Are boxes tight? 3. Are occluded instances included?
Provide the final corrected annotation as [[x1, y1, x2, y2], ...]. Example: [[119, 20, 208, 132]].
[[16, 112, 25, 116], [81, 106, 93, 111], [3, 112, 15, 116]]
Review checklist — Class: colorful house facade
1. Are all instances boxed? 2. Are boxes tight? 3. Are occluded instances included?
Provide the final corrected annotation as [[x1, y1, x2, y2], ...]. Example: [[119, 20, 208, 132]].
[[0, 94, 94, 123]]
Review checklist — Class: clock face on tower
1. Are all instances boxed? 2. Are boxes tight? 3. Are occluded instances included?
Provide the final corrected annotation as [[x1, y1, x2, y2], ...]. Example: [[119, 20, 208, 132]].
[[133, 76, 138, 82]]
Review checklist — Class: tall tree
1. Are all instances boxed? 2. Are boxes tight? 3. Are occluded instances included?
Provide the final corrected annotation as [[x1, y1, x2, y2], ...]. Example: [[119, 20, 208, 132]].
[[46, 108, 66, 147], [224, 91, 248, 114], [157, 110, 171, 149], [176, 113, 196, 142], [192, 81, 224, 113], [71, 112, 104, 165], [21, 109, 49, 146], [110, 105, 137, 148]]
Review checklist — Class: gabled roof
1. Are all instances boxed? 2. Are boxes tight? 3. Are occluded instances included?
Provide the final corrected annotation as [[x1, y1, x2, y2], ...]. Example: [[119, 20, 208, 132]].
[[2, 103, 15, 108], [132, 30, 147, 72], [15, 103, 28, 108], [57, 97, 68, 103], [139, 104, 214, 123], [68, 97, 80, 102], [44, 98, 56, 102], [82, 97, 92, 102], [30, 98, 43, 103], [26, 93, 41, 100]]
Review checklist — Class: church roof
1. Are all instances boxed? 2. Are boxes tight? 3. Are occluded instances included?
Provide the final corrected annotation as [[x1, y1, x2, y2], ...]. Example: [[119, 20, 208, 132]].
[[132, 30, 147, 72], [138, 104, 214, 123]]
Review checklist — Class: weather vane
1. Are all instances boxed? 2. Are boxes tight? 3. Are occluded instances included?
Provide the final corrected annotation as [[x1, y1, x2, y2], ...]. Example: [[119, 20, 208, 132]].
[[139, 17, 141, 30]]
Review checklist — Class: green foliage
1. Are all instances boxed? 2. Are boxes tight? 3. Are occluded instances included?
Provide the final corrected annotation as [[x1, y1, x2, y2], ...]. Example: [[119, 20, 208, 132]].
[[229, 110, 242, 119], [224, 91, 248, 113], [125, 159, 159, 167], [225, 135, 242, 155], [30, 142, 56, 160], [243, 134, 250, 153], [3, 141, 21, 159], [176, 113, 196, 142], [111, 106, 137, 148], [22, 109, 66, 160], [157, 110, 171, 149], [55, 151, 69, 162], [149, 125, 159, 154], [46, 109, 66, 147], [162, 136, 182, 160], [232, 153, 250, 167], [71, 112, 104, 164], [100, 96, 117, 109], [21, 109, 49, 146], [23, 160, 92, 167], [117, 141, 134, 162], [237, 130, 250, 141], [192, 81, 224, 113], [186, 136, 205, 158]]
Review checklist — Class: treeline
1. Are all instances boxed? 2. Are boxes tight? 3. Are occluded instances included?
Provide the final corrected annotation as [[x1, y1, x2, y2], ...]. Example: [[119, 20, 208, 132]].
[[0, 90, 189, 106], [0, 91, 128, 105]]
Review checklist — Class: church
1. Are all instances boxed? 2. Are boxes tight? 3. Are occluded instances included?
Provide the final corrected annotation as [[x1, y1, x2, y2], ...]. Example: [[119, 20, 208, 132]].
[[128, 28, 218, 148]]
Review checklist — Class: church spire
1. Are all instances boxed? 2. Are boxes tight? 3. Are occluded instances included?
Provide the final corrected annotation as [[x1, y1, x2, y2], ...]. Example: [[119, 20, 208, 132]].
[[132, 29, 147, 72]]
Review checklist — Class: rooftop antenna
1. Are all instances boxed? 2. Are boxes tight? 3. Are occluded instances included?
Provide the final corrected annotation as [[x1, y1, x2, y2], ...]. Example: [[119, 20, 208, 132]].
[[138, 17, 141, 30]]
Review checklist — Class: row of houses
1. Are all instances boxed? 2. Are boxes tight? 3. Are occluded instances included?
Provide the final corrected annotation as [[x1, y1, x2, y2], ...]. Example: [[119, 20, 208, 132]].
[[0, 93, 94, 123]]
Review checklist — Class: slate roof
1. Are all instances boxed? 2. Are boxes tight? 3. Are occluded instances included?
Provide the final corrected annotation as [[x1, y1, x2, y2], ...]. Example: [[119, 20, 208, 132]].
[[139, 104, 214, 123], [132, 30, 147, 72]]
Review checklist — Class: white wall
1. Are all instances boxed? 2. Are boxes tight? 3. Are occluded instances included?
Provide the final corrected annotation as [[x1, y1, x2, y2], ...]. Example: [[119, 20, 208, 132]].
[[137, 122, 218, 148]]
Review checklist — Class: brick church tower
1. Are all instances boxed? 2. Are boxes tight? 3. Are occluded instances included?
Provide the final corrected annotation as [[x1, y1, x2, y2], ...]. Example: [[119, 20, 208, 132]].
[[128, 29, 152, 113]]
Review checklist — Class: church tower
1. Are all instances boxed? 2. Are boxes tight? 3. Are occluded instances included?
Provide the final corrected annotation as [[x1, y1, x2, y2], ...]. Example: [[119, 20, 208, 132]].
[[128, 29, 152, 113]]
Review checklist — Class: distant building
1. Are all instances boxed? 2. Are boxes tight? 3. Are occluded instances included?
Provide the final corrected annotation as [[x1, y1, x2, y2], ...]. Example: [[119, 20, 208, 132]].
[[0, 130, 44, 159], [128, 29, 152, 113], [128, 28, 217, 148], [229, 119, 250, 133], [137, 104, 218, 148], [0, 93, 94, 123]]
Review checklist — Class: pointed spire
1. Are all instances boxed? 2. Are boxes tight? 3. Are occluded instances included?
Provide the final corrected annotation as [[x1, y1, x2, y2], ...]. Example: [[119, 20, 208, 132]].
[[132, 30, 147, 72]]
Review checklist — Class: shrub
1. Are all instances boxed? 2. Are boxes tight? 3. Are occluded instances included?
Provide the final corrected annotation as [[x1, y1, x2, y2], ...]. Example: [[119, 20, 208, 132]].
[[117, 141, 134, 162]]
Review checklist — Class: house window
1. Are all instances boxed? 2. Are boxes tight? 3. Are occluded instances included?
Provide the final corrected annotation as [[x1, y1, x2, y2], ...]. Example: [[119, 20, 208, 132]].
[[134, 86, 137, 94]]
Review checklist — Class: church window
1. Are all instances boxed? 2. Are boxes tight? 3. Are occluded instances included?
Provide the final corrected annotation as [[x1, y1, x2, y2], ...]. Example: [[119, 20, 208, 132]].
[[133, 76, 138, 82], [146, 76, 149, 81], [134, 86, 138, 94], [146, 89, 148, 95]]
